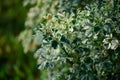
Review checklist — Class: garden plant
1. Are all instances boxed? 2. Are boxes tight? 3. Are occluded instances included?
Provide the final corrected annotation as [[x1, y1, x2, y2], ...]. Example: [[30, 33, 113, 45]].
[[19, 0, 120, 80]]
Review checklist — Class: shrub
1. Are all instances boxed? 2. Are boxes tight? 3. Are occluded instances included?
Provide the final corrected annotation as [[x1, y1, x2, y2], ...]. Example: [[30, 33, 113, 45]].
[[20, 0, 120, 80], [19, 0, 93, 52]]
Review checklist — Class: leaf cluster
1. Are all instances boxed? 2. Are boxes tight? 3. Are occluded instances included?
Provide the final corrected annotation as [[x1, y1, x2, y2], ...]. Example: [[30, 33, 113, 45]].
[[21, 0, 120, 80]]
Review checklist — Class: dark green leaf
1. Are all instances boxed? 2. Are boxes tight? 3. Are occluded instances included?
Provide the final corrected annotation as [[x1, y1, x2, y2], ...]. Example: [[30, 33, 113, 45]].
[[51, 40, 58, 49]]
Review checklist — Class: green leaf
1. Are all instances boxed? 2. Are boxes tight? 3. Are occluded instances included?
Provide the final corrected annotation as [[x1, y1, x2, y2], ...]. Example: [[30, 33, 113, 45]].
[[94, 26, 100, 33], [51, 40, 58, 49], [61, 35, 70, 44]]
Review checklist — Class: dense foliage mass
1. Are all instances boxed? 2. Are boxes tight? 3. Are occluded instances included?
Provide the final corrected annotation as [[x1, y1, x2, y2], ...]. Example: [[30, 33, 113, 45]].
[[20, 0, 120, 80], [19, 0, 94, 52]]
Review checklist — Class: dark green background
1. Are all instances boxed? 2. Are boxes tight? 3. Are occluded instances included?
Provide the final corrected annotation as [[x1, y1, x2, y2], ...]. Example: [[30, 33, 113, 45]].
[[0, 0, 40, 80]]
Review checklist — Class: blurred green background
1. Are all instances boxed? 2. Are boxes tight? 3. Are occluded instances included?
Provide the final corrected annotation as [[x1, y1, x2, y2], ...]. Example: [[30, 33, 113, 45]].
[[0, 0, 41, 80]]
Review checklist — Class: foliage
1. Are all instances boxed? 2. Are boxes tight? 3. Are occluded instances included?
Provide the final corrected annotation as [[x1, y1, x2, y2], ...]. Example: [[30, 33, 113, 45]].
[[0, 0, 41, 80], [21, 0, 120, 80], [0, 0, 27, 32], [0, 31, 41, 80], [19, 0, 94, 52]]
